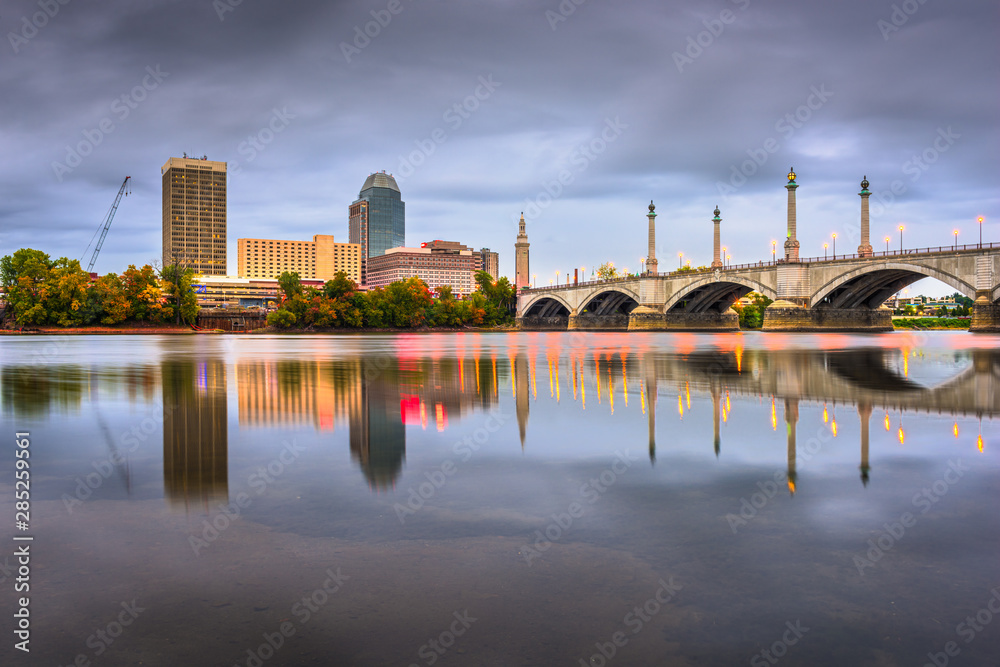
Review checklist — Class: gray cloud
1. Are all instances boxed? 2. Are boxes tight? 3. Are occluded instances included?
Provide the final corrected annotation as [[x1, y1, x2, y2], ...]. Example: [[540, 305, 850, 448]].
[[0, 0, 996, 294]]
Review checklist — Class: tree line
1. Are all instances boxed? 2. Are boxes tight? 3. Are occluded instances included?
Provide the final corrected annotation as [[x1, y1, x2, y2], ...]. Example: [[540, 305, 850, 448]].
[[267, 270, 516, 329], [1, 248, 197, 327], [1, 248, 516, 330]]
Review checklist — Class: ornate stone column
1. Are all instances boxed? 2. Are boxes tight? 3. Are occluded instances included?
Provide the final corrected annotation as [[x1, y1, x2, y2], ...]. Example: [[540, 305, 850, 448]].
[[711, 206, 723, 269], [858, 176, 873, 257]]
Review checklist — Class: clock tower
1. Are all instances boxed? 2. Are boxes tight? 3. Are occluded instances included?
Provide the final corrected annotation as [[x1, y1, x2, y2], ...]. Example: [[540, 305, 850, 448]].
[[515, 212, 530, 289]]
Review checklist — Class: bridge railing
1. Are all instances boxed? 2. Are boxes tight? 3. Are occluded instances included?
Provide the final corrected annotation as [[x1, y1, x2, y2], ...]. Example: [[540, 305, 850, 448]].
[[518, 242, 999, 294], [789, 241, 999, 264]]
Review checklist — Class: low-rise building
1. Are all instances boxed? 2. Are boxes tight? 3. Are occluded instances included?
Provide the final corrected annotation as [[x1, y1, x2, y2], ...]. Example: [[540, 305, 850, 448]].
[[191, 275, 326, 309], [365, 241, 476, 296], [237, 234, 361, 284]]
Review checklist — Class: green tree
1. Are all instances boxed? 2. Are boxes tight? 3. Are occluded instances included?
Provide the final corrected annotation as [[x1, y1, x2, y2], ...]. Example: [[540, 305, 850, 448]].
[[595, 262, 619, 281], [1, 248, 55, 325], [278, 271, 303, 300], [160, 264, 199, 324]]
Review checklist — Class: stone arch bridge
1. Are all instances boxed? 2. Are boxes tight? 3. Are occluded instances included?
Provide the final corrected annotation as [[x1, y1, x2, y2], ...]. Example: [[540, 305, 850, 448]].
[[517, 246, 1000, 332]]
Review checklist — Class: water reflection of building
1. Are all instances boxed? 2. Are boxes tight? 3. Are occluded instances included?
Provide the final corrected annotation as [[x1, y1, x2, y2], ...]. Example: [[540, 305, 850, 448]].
[[234, 354, 503, 489], [162, 360, 228, 509], [350, 362, 406, 490], [237, 360, 359, 431]]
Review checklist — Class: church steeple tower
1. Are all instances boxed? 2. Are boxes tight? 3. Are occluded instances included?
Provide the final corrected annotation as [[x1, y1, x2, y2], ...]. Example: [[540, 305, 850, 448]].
[[515, 212, 530, 289]]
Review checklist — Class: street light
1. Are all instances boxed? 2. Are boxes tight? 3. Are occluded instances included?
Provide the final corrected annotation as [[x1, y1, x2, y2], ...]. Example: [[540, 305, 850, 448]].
[[555, 270, 560, 285], [898, 224, 904, 252], [823, 242, 828, 260], [532, 273, 537, 288], [979, 216, 984, 248], [831, 233, 837, 258], [678, 251, 683, 269], [771, 240, 776, 263], [726, 254, 731, 267], [580, 266, 586, 282], [884, 236, 890, 254], [953, 229, 959, 250]]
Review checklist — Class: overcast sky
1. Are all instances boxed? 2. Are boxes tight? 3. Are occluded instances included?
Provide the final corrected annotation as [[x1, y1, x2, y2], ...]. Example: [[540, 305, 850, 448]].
[[0, 0, 996, 296]]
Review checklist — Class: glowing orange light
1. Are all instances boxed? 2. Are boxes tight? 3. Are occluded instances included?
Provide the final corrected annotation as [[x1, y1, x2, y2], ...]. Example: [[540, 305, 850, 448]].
[[788, 479, 796, 495], [678, 394, 683, 419], [771, 398, 777, 431], [823, 404, 829, 423], [978, 435, 984, 452], [831, 419, 838, 437], [898, 427, 905, 446], [884, 414, 891, 432], [953, 423, 959, 438]]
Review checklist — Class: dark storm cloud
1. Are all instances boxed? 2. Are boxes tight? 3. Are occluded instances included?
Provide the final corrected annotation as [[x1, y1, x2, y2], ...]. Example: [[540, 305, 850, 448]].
[[0, 0, 996, 290]]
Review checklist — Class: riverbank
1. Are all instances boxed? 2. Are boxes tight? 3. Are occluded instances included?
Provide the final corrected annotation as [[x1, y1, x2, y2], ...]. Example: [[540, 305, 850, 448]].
[[1, 323, 519, 335]]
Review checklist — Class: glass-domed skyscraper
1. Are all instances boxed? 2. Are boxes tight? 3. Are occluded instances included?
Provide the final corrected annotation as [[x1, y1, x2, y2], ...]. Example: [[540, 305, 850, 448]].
[[349, 171, 405, 284]]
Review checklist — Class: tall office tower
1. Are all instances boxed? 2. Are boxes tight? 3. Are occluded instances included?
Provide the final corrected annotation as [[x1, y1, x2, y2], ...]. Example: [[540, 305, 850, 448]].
[[475, 247, 500, 281], [349, 171, 405, 284], [162, 157, 228, 275]]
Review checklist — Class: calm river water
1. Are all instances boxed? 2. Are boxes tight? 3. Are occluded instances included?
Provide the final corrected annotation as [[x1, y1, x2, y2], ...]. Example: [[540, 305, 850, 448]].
[[1, 332, 998, 666]]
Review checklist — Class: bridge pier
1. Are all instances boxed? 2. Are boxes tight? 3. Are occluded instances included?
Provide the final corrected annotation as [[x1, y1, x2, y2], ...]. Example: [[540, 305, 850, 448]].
[[970, 291, 1000, 333], [763, 303, 892, 332], [628, 308, 739, 331], [567, 313, 630, 330], [516, 315, 569, 330]]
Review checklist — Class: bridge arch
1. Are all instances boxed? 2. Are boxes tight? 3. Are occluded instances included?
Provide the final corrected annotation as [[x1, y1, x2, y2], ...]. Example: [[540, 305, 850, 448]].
[[810, 261, 977, 309], [664, 275, 777, 313], [579, 286, 641, 316], [521, 292, 573, 317]]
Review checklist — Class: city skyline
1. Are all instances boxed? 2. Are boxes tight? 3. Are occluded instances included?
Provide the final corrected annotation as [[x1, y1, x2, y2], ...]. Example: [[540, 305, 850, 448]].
[[0, 1, 996, 298]]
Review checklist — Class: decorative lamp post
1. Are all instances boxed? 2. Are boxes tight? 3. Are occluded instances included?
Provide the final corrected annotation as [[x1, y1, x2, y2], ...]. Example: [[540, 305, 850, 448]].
[[898, 224, 904, 252], [640, 258, 645, 274], [979, 216, 984, 248], [678, 252, 683, 269], [953, 229, 959, 250], [771, 240, 776, 263], [532, 273, 536, 288], [884, 236, 890, 254], [726, 254, 731, 267], [823, 242, 828, 260], [831, 232, 837, 258]]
